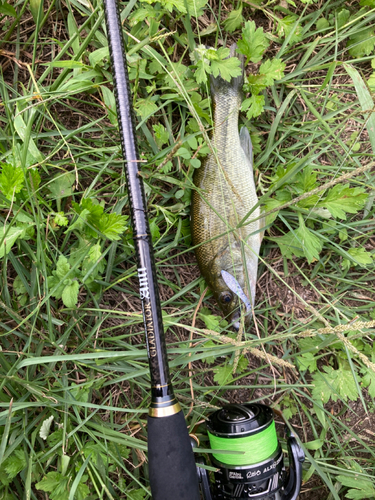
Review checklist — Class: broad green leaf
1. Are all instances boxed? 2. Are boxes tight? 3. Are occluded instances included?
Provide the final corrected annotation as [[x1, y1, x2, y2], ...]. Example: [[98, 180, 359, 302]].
[[334, 367, 358, 402], [152, 123, 169, 148], [89, 46, 109, 67], [88, 242, 102, 262], [48, 172, 75, 200], [241, 94, 265, 119], [362, 370, 375, 398], [367, 72, 375, 89], [76, 481, 90, 500], [54, 212, 69, 227], [134, 98, 159, 119], [190, 158, 201, 169], [347, 27, 375, 58], [319, 184, 367, 219], [297, 352, 317, 372], [128, 488, 148, 500], [187, 134, 198, 149], [259, 58, 286, 85], [55, 256, 71, 280], [224, 6, 244, 33], [304, 439, 324, 451], [128, 59, 155, 80], [237, 21, 269, 63], [337, 474, 375, 500], [70, 382, 91, 403], [0, 226, 29, 258], [39, 415, 54, 440], [176, 147, 191, 160], [201, 340, 217, 364], [62, 280, 80, 308], [214, 364, 233, 386], [347, 247, 374, 267], [76, 198, 104, 221], [312, 365, 358, 404], [337, 9, 350, 29], [3, 450, 27, 479], [195, 58, 210, 84], [101, 85, 117, 125], [47, 428, 64, 448], [73, 198, 104, 237], [268, 231, 305, 260], [13, 275, 27, 295], [264, 198, 284, 226], [236, 355, 248, 374], [66, 208, 91, 233], [97, 213, 127, 241], [82, 443, 108, 466], [312, 368, 336, 404], [48, 275, 66, 299], [198, 307, 221, 331], [316, 18, 329, 31], [0, 2, 17, 16], [210, 53, 242, 81], [276, 15, 303, 44], [149, 218, 160, 242], [36, 471, 70, 499], [129, 5, 156, 26], [0, 163, 24, 199], [61, 454, 70, 476], [27, 168, 41, 191], [160, 0, 207, 15], [295, 214, 323, 263]]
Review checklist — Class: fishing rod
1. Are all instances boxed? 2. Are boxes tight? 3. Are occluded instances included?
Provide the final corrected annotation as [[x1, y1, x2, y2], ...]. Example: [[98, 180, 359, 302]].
[[103, 0, 200, 498], [103, 1, 305, 498]]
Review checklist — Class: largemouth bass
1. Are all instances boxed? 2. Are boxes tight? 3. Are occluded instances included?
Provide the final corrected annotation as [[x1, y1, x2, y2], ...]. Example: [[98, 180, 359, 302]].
[[191, 44, 262, 329]]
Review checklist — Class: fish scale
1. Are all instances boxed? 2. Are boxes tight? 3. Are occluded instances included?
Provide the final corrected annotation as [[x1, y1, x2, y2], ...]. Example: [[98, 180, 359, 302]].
[[191, 44, 262, 327]]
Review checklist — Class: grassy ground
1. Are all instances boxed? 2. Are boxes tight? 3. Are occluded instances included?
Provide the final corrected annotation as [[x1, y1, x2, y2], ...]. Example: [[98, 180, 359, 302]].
[[1, 0, 375, 498]]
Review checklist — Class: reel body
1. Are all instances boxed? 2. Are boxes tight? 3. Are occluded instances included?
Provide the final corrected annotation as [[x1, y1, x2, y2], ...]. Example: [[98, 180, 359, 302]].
[[198, 403, 305, 500]]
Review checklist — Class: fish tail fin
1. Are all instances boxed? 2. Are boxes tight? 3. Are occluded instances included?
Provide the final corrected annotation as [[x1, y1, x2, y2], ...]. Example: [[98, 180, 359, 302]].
[[210, 43, 244, 96]]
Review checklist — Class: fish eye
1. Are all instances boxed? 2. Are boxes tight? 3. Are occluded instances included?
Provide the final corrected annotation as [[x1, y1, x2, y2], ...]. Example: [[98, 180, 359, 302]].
[[219, 291, 233, 304]]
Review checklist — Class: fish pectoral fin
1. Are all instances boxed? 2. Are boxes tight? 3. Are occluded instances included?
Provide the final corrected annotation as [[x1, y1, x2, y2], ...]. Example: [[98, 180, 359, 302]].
[[239, 126, 253, 170]]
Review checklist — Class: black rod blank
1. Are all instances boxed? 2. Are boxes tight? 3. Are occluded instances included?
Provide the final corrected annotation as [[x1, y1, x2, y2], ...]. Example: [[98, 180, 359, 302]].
[[102, 1, 200, 498]]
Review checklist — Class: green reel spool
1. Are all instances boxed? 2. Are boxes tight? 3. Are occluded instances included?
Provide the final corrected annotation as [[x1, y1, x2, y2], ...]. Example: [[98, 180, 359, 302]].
[[208, 419, 278, 466], [206, 403, 285, 499]]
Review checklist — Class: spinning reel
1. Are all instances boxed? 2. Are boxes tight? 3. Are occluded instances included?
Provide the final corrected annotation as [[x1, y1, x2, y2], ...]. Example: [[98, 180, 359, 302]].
[[196, 403, 305, 500]]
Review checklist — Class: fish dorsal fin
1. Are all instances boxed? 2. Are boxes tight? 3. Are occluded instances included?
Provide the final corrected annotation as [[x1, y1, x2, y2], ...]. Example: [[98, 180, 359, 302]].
[[239, 127, 253, 170]]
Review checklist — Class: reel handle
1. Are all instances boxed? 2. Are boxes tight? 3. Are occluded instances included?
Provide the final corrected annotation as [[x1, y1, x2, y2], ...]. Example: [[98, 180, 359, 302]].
[[196, 457, 213, 500], [282, 428, 305, 500]]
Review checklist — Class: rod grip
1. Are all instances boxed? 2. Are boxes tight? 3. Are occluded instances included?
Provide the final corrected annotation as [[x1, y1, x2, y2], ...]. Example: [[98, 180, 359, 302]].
[[148, 411, 201, 500]]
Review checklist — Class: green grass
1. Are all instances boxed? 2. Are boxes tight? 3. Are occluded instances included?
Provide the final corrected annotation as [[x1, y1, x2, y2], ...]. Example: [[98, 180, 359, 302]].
[[1, 0, 375, 498]]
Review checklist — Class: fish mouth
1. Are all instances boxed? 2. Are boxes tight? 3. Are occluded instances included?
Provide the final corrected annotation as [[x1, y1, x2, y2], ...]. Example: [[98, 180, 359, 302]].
[[230, 308, 252, 331], [221, 270, 253, 330]]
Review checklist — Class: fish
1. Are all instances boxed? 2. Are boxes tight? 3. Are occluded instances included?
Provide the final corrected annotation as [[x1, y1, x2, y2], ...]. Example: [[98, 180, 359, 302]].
[[191, 44, 263, 330]]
